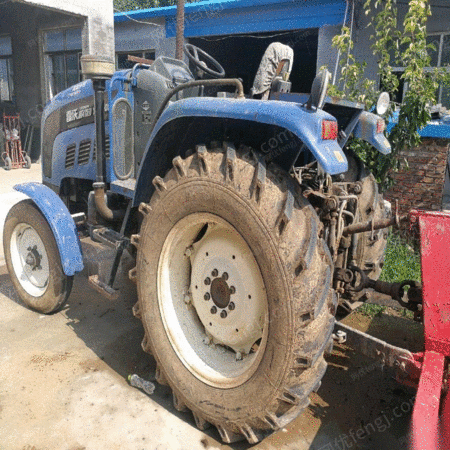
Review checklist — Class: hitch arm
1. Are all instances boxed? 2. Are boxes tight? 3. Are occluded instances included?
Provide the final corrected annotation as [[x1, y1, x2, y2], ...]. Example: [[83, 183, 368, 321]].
[[340, 266, 423, 314]]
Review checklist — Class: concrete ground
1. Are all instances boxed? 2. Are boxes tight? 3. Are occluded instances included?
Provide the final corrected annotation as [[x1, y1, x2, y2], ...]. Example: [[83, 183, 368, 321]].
[[0, 164, 418, 450]]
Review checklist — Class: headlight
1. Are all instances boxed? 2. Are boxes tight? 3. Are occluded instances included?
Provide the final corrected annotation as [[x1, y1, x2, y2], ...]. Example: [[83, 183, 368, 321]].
[[376, 92, 390, 116]]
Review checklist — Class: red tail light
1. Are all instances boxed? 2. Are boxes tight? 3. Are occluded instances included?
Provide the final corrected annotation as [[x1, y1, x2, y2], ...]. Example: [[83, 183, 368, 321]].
[[377, 119, 386, 134], [322, 120, 338, 140]]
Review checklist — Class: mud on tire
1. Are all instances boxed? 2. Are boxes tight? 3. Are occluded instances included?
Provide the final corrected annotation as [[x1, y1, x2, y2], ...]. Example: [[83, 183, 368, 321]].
[[132, 143, 336, 444]]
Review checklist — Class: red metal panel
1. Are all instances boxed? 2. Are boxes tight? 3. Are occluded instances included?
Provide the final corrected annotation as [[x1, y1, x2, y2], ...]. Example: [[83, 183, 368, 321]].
[[409, 210, 450, 450], [411, 351, 445, 450], [410, 210, 450, 353]]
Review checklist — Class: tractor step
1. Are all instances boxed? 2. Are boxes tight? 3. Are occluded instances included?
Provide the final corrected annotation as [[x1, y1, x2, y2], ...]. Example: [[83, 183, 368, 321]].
[[92, 227, 127, 249], [88, 274, 119, 300]]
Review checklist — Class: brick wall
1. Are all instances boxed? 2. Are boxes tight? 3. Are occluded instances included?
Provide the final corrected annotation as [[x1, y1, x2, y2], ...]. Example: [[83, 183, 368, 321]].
[[384, 138, 450, 216]]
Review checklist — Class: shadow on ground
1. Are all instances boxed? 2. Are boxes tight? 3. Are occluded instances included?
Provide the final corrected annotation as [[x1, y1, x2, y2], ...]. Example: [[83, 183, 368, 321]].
[[0, 257, 424, 449]]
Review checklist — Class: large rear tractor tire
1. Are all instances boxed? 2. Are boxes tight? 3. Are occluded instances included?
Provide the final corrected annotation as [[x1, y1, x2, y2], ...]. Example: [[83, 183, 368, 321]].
[[3, 200, 73, 314], [133, 143, 336, 443], [341, 151, 389, 303]]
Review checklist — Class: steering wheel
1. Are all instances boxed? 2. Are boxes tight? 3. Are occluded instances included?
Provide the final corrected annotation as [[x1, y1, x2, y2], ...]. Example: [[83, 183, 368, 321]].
[[184, 44, 225, 79]]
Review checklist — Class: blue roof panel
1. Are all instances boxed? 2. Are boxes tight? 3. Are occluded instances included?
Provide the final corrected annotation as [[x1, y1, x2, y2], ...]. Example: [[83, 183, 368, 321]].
[[115, 0, 347, 37]]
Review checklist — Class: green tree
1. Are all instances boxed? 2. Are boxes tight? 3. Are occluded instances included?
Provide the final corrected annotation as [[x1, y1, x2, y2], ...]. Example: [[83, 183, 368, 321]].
[[330, 0, 450, 191], [114, 0, 199, 12]]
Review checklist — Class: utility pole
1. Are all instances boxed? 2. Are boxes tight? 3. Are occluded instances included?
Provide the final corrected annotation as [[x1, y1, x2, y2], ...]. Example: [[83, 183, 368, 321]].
[[175, 0, 185, 60]]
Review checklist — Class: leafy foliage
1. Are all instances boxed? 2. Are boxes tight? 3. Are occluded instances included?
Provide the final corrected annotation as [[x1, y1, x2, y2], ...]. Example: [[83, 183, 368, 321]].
[[114, 0, 199, 12], [330, 0, 450, 191]]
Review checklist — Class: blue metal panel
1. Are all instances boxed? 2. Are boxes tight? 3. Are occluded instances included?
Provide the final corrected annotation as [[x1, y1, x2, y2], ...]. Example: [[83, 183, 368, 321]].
[[166, 0, 346, 37], [13, 183, 84, 277], [387, 111, 450, 138], [419, 123, 450, 138], [133, 97, 347, 206], [353, 112, 391, 155], [42, 80, 95, 121], [115, 0, 346, 37], [44, 123, 97, 187]]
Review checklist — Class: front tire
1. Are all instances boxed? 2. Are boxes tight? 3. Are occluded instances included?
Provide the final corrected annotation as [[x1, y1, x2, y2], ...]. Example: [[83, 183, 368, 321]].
[[3, 200, 73, 314], [133, 143, 336, 443]]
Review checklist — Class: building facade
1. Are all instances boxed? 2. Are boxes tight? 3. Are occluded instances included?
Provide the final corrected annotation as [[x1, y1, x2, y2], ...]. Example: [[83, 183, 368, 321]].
[[0, 0, 114, 160]]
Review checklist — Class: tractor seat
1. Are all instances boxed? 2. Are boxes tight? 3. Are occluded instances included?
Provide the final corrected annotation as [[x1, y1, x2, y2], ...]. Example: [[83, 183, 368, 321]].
[[251, 42, 294, 100]]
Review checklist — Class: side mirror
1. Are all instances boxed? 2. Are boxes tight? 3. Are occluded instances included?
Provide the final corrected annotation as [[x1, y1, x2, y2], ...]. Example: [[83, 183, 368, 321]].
[[307, 70, 331, 110]]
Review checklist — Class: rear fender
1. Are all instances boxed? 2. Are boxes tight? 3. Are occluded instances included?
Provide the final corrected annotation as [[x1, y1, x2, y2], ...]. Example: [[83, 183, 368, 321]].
[[133, 97, 347, 207], [353, 111, 391, 155], [13, 182, 84, 276]]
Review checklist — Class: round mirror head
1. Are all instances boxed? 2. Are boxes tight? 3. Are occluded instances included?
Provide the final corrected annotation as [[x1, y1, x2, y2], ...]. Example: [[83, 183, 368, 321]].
[[308, 69, 331, 110], [377, 92, 390, 116]]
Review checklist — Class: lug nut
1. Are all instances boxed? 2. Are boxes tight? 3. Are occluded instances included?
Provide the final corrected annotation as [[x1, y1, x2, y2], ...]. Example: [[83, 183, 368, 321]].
[[204, 293, 211, 301], [211, 269, 218, 277], [222, 272, 228, 281], [210, 306, 217, 314], [204, 277, 211, 285], [230, 286, 236, 294], [220, 310, 228, 319], [229, 302, 235, 311]]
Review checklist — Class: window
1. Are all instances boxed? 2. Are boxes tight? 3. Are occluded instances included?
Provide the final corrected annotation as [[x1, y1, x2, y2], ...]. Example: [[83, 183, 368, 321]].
[[116, 51, 156, 70], [391, 32, 450, 107], [44, 28, 82, 96], [0, 35, 13, 102]]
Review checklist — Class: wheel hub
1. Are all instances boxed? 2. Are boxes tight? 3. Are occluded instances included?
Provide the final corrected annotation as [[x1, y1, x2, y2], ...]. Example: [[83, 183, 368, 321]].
[[190, 226, 266, 355], [210, 275, 232, 309], [10, 223, 50, 297], [26, 245, 42, 271], [157, 213, 268, 387]]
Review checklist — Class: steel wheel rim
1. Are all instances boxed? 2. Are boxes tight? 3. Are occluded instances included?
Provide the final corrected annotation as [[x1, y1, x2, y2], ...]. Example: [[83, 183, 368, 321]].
[[157, 213, 269, 388], [10, 223, 50, 297]]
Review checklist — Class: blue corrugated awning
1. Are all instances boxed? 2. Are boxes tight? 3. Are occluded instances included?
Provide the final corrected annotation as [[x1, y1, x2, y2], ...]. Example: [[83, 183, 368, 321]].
[[115, 0, 347, 38], [387, 111, 450, 138]]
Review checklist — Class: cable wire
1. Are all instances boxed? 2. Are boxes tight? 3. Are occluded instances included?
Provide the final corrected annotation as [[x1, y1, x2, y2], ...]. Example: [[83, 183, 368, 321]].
[[114, 8, 163, 27]]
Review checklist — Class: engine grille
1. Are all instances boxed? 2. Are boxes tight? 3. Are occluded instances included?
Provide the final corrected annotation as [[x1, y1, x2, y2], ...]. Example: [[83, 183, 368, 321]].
[[65, 144, 76, 169], [78, 140, 91, 165], [93, 135, 111, 160]]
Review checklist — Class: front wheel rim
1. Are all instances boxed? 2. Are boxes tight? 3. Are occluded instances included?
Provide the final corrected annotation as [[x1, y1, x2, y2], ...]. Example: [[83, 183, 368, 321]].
[[10, 223, 50, 297], [157, 213, 269, 389]]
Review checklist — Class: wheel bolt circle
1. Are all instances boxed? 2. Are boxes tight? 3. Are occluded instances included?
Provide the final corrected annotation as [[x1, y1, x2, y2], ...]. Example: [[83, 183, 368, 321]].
[[204, 293, 211, 301], [220, 310, 228, 319], [211, 269, 218, 277], [222, 272, 229, 281], [230, 286, 236, 294], [210, 306, 217, 314], [229, 302, 235, 311], [204, 277, 211, 285]]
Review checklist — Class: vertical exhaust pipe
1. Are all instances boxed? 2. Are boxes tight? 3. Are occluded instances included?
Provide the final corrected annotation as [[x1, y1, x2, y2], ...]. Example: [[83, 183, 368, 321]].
[[90, 76, 125, 221]]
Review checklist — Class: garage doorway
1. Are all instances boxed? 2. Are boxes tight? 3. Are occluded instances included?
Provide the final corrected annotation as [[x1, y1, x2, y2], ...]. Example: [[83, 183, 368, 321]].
[[189, 29, 318, 95]]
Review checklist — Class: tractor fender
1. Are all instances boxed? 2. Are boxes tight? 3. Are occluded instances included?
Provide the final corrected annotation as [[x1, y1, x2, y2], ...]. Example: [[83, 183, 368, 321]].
[[13, 182, 84, 276], [133, 97, 347, 207], [353, 111, 392, 155]]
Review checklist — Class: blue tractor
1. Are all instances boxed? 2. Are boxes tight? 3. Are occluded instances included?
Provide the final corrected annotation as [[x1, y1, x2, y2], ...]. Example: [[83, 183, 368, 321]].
[[3, 43, 394, 443]]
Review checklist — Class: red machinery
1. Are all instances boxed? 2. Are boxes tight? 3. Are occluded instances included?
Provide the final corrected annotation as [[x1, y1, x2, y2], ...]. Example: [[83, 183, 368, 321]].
[[334, 210, 450, 449], [1, 113, 31, 170], [408, 211, 450, 450]]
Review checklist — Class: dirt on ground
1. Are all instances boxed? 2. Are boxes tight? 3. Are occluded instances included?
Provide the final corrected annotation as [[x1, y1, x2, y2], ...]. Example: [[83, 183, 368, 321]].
[[0, 245, 422, 450]]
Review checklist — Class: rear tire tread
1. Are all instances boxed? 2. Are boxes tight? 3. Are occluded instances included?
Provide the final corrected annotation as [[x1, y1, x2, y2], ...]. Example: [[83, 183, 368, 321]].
[[136, 143, 336, 443]]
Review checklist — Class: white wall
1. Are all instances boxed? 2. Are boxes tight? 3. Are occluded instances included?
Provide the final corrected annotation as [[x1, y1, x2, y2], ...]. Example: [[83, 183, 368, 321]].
[[18, 0, 114, 63], [115, 18, 176, 60]]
